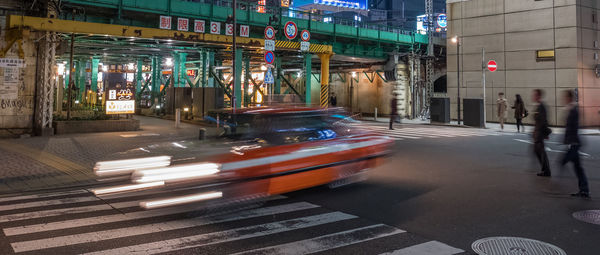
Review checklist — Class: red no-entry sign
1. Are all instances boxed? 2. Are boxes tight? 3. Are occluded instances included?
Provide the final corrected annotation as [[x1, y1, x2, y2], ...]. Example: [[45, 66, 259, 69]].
[[487, 60, 497, 72]]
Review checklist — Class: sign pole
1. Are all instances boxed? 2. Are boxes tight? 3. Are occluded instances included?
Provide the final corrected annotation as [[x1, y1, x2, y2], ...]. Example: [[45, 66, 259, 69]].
[[457, 40, 461, 125], [482, 47, 486, 128]]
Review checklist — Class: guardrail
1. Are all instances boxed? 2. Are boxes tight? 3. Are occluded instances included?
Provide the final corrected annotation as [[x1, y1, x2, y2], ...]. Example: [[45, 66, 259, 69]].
[[62, 0, 444, 45]]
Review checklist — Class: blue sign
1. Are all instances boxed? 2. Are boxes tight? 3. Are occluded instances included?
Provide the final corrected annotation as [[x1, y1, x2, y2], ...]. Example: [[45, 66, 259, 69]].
[[313, 0, 367, 10], [437, 14, 447, 28], [264, 68, 274, 84], [264, 51, 275, 65]]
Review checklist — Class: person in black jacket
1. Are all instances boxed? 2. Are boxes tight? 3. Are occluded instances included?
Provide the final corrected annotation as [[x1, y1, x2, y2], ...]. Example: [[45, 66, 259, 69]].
[[532, 89, 551, 177], [330, 93, 337, 107], [512, 94, 526, 132], [561, 90, 590, 198]]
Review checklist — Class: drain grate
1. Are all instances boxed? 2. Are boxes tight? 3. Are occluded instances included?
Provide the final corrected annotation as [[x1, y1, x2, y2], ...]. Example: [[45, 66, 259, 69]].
[[472, 237, 566, 255], [573, 210, 600, 225]]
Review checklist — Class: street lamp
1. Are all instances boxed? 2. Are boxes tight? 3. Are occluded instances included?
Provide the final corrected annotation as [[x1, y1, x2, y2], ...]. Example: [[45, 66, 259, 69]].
[[451, 36, 461, 125]]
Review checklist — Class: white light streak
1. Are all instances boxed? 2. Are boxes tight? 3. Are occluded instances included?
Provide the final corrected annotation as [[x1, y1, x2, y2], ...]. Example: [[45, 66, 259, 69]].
[[140, 191, 223, 209], [91, 181, 165, 196]]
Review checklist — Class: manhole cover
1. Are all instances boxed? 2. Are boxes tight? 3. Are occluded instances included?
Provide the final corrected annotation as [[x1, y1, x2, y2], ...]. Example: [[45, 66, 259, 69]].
[[573, 210, 600, 225], [472, 237, 566, 255]]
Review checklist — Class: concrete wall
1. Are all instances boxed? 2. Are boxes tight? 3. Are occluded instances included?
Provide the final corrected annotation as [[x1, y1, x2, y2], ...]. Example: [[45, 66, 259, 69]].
[[446, 0, 600, 126], [576, 0, 600, 126], [311, 70, 396, 116], [0, 16, 37, 137]]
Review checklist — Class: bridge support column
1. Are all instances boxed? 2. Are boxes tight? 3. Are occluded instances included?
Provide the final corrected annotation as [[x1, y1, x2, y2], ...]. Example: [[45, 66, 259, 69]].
[[274, 55, 281, 94], [200, 50, 207, 87], [173, 52, 187, 87], [75, 60, 85, 102], [318, 53, 332, 108], [304, 54, 312, 106], [91, 57, 99, 93], [396, 60, 411, 119], [64, 59, 70, 90], [135, 59, 143, 94], [207, 51, 215, 87], [234, 50, 243, 108], [151, 56, 161, 105], [244, 57, 250, 107]]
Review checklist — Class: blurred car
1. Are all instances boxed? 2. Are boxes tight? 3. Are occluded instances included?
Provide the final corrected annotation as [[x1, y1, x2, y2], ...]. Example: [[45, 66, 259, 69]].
[[92, 107, 393, 210]]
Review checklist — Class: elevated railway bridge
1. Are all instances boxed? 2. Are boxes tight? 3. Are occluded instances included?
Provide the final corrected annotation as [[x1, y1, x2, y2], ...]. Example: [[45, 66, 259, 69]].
[[0, 0, 446, 136]]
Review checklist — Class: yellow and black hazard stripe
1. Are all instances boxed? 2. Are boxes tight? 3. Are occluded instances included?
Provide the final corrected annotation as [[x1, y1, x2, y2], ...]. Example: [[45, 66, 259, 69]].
[[275, 40, 300, 49], [320, 84, 329, 108], [274, 40, 333, 54], [309, 44, 331, 54]]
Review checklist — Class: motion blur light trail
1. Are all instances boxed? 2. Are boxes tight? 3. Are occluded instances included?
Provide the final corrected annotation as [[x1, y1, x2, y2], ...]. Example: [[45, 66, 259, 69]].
[[91, 107, 393, 211]]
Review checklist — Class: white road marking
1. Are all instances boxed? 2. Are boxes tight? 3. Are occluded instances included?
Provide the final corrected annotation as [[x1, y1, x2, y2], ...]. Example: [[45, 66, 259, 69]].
[[513, 139, 591, 158], [0, 201, 138, 224], [355, 124, 498, 138], [0, 195, 100, 211], [10, 202, 320, 252], [514, 139, 534, 144], [4, 196, 291, 236], [370, 131, 420, 139], [234, 224, 405, 255], [379, 241, 464, 255], [0, 190, 88, 203], [83, 212, 356, 255]]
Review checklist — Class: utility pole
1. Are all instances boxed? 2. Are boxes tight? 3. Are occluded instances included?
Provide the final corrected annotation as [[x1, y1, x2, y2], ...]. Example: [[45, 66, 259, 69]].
[[66, 10, 75, 120], [424, 0, 434, 119], [231, 0, 237, 112]]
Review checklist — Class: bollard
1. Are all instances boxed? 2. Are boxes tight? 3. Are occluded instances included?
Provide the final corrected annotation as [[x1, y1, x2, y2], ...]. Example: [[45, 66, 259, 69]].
[[175, 108, 181, 128], [374, 108, 378, 121], [198, 128, 206, 140]]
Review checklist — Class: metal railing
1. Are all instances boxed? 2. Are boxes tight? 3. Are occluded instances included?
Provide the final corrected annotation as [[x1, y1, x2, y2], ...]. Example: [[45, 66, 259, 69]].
[[185, 0, 418, 35]]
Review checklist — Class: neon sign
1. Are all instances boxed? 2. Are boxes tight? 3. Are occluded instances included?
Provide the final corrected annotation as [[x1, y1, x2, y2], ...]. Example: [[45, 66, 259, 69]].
[[313, 0, 367, 10]]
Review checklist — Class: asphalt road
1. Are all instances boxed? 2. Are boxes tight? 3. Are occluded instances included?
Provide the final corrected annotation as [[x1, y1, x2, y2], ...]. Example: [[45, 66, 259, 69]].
[[289, 124, 600, 254], [0, 123, 597, 254]]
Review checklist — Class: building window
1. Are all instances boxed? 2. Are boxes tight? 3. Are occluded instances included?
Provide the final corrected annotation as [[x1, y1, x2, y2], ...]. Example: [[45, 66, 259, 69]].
[[536, 50, 555, 61]]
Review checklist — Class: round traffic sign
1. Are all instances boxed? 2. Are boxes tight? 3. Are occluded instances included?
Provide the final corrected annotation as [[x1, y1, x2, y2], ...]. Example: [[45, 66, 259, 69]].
[[264, 26, 275, 40], [284, 21, 298, 40], [300, 30, 310, 42], [487, 60, 497, 72], [264, 51, 275, 65], [437, 14, 447, 28]]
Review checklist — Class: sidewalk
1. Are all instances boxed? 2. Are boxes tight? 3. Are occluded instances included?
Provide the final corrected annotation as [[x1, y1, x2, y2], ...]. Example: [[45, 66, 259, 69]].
[[0, 116, 217, 195], [361, 117, 600, 135]]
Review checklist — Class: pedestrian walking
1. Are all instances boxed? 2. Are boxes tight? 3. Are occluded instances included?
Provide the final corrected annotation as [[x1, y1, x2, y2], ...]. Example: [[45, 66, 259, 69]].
[[330, 93, 337, 107], [512, 94, 527, 133], [560, 90, 590, 198], [532, 89, 551, 177], [496, 92, 508, 130], [389, 95, 398, 130]]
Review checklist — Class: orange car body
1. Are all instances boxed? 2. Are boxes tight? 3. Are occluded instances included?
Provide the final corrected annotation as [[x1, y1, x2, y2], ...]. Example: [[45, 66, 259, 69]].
[[93, 107, 393, 209]]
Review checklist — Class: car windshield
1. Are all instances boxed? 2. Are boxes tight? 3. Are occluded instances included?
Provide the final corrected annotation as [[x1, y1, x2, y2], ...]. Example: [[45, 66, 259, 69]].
[[218, 111, 359, 145]]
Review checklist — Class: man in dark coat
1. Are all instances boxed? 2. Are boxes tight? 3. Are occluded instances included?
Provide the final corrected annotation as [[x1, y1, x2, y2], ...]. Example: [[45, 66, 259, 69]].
[[330, 93, 337, 107], [561, 90, 590, 198], [532, 89, 551, 177], [390, 95, 398, 130]]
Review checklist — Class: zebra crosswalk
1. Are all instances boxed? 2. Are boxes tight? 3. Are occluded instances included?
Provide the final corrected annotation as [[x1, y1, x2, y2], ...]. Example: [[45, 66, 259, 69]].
[[0, 189, 465, 255], [353, 123, 501, 140]]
